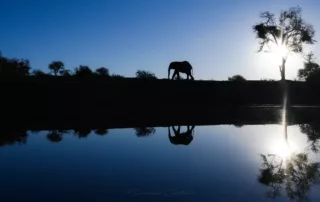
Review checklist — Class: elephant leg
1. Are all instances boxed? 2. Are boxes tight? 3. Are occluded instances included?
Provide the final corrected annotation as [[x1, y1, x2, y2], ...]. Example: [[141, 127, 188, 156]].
[[172, 72, 177, 80], [173, 71, 180, 80], [190, 74, 194, 80], [177, 72, 181, 80]]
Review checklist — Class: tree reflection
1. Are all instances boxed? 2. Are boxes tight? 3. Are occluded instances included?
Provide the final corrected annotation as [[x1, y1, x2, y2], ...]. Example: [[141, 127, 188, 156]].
[[0, 129, 28, 146], [46, 130, 68, 143], [258, 152, 320, 201], [94, 128, 108, 136], [73, 128, 91, 138], [259, 104, 320, 201], [299, 123, 320, 153], [134, 127, 156, 137]]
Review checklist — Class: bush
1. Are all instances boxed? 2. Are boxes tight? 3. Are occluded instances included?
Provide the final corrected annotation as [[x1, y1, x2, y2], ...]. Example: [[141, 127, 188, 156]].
[[74, 65, 93, 77], [228, 75, 246, 82], [136, 70, 157, 80], [95, 67, 109, 76]]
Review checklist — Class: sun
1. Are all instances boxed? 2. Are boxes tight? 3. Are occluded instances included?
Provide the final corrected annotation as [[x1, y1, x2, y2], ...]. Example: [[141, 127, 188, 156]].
[[276, 44, 289, 59], [270, 137, 299, 160], [271, 43, 290, 62], [272, 140, 291, 158]]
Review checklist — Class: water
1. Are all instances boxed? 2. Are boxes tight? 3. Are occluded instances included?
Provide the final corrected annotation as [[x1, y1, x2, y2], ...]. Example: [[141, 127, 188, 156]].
[[1, 114, 320, 201]]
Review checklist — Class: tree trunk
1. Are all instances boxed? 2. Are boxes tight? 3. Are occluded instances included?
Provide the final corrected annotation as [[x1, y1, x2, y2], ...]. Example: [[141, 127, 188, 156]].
[[280, 57, 286, 81]]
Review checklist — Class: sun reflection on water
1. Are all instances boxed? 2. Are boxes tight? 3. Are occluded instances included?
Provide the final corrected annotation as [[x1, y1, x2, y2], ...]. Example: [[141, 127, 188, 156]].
[[270, 139, 297, 159]]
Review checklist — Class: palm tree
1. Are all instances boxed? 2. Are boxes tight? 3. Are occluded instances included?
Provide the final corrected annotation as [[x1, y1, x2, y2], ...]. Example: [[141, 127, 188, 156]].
[[48, 61, 64, 76]]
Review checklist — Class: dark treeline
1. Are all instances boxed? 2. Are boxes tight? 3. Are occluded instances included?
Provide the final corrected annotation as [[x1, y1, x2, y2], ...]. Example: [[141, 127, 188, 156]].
[[0, 53, 123, 78], [1, 106, 320, 135], [0, 52, 160, 79], [1, 50, 320, 82], [1, 109, 320, 148], [1, 78, 320, 115]]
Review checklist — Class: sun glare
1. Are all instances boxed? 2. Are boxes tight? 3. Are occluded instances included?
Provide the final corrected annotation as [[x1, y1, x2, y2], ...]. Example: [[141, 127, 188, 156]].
[[272, 43, 289, 62], [271, 140, 291, 158], [270, 136, 299, 159]]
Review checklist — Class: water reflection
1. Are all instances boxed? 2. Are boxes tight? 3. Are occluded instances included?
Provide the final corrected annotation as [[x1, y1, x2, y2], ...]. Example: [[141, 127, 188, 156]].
[[134, 127, 156, 137], [299, 123, 320, 153], [1, 108, 320, 201], [168, 125, 195, 146], [257, 106, 320, 201], [73, 127, 92, 138], [94, 128, 108, 136], [46, 130, 68, 143], [0, 129, 28, 146], [258, 153, 320, 201]]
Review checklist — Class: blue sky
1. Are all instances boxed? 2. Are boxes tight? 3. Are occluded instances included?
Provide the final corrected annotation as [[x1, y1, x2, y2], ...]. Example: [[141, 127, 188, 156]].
[[0, 0, 319, 80]]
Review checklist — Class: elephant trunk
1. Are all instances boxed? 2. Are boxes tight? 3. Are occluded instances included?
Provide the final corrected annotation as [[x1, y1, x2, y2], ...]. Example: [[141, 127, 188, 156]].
[[168, 68, 171, 79]]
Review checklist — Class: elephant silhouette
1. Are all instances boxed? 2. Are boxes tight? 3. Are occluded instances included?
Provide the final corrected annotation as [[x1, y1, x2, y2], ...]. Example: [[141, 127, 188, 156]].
[[168, 61, 194, 80], [168, 125, 195, 145]]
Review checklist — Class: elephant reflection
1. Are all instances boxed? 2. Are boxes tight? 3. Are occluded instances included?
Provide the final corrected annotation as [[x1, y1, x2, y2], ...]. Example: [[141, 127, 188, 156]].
[[168, 125, 195, 145]]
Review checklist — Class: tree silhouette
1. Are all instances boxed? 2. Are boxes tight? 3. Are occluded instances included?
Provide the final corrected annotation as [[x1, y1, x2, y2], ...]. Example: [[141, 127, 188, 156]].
[[15, 59, 31, 76], [0, 54, 31, 76], [258, 153, 320, 201], [0, 51, 3, 74], [228, 75, 246, 82], [32, 69, 48, 77], [59, 69, 72, 76], [74, 65, 93, 77], [253, 6, 316, 80], [95, 67, 109, 76], [110, 74, 124, 79], [297, 52, 320, 81], [135, 70, 157, 80], [49, 61, 64, 76]]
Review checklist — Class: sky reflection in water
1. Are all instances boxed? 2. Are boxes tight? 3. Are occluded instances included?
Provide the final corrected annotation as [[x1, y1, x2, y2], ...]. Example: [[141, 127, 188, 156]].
[[0, 124, 320, 202]]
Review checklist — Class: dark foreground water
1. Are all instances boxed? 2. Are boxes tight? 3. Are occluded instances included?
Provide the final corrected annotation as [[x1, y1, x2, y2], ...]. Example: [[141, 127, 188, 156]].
[[1, 122, 320, 201]]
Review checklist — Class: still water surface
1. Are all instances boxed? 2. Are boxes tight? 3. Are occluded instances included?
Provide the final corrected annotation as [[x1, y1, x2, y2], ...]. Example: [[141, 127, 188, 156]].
[[1, 123, 320, 202]]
